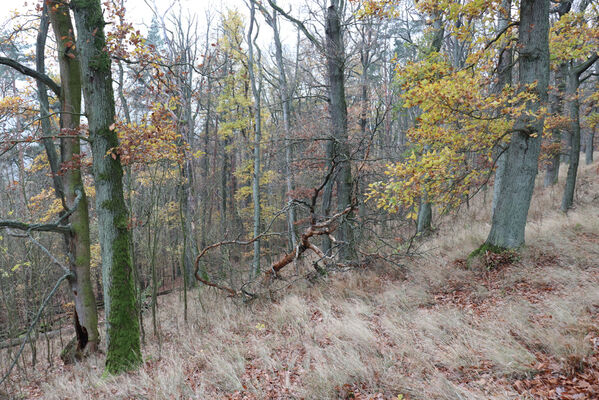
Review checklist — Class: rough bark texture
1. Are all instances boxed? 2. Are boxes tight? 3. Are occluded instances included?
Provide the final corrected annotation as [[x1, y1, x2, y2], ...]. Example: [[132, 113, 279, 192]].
[[35, 5, 63, 202], [543, 4, 572, 186], [325, 2, 356, 261], [544, 63, 567, 187], [486, 0, 549, 249], [271, 10, 298, 249], [491, 0, 513, 216], [588, 72, 598, 165], [71, 0, 141, 374], [587, 124, 595, 165], [247, 2, 262, 278], [561, 54, 598, 210], [48, 0, 99, 352], [561, 70, 581, 211]]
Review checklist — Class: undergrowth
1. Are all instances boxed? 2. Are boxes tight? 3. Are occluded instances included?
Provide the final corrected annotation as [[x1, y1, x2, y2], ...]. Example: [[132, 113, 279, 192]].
[[2, 162, 598, 399]]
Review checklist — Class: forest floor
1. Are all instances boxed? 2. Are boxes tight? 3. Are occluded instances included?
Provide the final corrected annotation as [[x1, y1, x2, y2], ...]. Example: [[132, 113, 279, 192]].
[[3, 161, 599, 400]]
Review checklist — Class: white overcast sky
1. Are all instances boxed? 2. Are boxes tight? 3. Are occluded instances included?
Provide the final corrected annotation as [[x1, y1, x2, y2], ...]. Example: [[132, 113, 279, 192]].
[[0, 0, 305, 56]]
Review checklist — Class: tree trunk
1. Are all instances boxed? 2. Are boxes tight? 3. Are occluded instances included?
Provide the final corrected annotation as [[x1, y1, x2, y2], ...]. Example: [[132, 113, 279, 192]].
[[588, 73, 599, 165], [247, 2, 262, 278], [486, 0, 549, 249], [416, 11, 444, 234], [561, 69, 581, 211], [587, 124, 595, 165], [491, 0, 513, 216], [200, 74, 212, 250], [560, 53, 599, 209], [357, 21, 373, 230], [271, 10, 298, 249], [71, 0, 141, 374], [325, 2, 356, 261], [48, 0, 99, 353], [115, 58, 145, 344], [545, 63, 568, 187], [321, 148, 334, 256]]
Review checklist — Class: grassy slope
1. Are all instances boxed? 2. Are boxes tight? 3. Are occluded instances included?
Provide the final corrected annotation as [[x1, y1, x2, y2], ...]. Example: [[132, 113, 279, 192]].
[[6, 160, 599, 399]]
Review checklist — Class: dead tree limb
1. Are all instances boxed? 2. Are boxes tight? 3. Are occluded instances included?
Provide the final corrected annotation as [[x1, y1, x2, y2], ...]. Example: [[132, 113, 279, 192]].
[[193, 205, 353, 296], [0, 189, 82, 235], [268, 205, 352, 275], [0, 221, 71, 234], [0, 57, 61, 97], [192, 167, 354, 296]]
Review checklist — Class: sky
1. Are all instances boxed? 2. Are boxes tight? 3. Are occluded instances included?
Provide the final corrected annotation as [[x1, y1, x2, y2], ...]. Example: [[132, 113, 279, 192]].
[[0, 0, 303, 56]]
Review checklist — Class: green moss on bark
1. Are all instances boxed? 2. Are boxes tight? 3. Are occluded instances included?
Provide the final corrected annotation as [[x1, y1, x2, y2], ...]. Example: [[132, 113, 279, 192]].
[[467, 242, 520, 270], [104, 227, 141, 374], [469, 242, 507, 260], [72, 0, 141, 373]]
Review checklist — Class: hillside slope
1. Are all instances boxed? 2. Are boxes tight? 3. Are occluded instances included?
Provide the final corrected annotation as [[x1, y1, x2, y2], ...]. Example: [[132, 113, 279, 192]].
[[7, 160, 599, 399]]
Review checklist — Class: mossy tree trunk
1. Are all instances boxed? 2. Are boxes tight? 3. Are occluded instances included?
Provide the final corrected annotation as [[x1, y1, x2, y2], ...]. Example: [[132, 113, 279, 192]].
[[71, 0, 141, 374], [48, 0, 99, 353]]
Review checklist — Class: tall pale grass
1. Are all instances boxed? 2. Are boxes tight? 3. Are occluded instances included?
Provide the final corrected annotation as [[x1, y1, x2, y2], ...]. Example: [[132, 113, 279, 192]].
[[3, 158, 598, 399]]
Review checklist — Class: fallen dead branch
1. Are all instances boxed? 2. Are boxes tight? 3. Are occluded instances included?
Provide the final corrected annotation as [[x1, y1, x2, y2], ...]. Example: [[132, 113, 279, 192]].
[[193, 205, 352, 297], [193, 166, 355, 297], [267, 206, 351, 275]]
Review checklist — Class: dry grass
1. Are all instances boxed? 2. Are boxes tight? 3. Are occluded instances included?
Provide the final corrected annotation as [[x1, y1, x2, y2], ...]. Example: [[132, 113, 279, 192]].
[[2, 159, 599, 399]]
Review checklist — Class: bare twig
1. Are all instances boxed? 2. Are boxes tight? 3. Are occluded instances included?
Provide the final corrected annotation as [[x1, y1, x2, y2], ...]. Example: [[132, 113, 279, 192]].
[[0, 271, 73, 386]]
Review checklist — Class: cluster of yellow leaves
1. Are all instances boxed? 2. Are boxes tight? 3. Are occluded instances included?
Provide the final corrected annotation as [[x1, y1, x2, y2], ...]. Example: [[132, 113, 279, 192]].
[[0, 96, 22, 122], [28, 188, 62, 223], [586, 112, 599, 131], [215, 11, 254, 141], [355, 0, 400, 18], [234, 161, 279, 203], [357, 0, 504, 44], [114, 98, 189, 165], [156, 200, 180, 226], [584, 86, 599, 130], [360, 0, 571, 219], [134, 166, 179, 188], [416, 0, 499, 21], [27, 152, 49, 174], [550, 10, 599, 63], [90, 243, 101, 271], [369, 52, 545, 218], [369, 147, 484, 217]]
